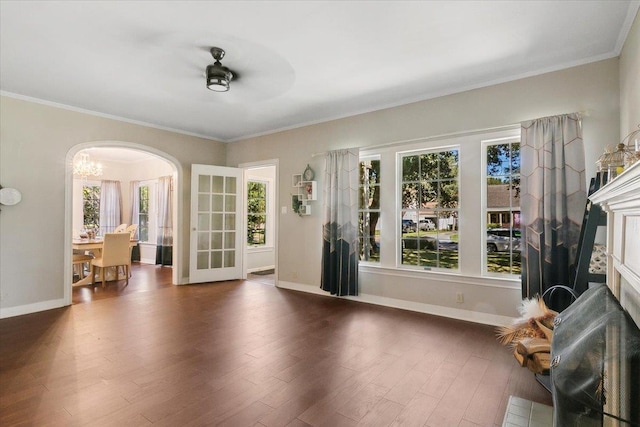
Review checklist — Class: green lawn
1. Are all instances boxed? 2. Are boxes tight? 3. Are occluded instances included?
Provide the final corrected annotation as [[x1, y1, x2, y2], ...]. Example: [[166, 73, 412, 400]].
[[402, 249, 520, 273], [402, 249, 458, 269], [366, 231, 521, 274]]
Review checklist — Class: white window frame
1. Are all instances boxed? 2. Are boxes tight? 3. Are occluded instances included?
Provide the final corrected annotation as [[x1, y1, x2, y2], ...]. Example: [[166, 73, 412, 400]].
[[81, 179, 101, 231], [138, 180, 157, 244], [357, 128, 520, 289], [481, 136, 521, 278], [396, 145, 460, 272]]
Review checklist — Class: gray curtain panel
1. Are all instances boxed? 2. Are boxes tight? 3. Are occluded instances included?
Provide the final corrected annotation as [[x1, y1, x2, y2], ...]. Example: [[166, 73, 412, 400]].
[[99, 180, 123, 235], [155, 176, 173, 266], [321, 149, 359, 296], [520, 113, 586, 302]]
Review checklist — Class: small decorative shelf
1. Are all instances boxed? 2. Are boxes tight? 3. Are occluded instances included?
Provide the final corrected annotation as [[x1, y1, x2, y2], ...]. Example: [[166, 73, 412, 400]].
[[292, 168, 317, 216], [298, 181, 317, 200]]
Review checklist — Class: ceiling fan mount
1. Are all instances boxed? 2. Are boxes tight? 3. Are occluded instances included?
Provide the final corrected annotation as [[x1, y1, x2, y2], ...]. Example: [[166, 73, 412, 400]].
[[210, 47, 226, 62]]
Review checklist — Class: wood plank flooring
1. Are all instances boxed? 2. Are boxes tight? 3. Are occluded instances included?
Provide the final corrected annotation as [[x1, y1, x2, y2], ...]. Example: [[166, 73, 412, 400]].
[[1, 264, 552, 426], [72, 264, 174, 304]]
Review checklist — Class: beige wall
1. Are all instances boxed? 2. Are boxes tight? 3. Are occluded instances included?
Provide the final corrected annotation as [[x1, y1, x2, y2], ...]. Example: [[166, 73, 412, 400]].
[[620, 9, 639, 137], [0, 96, 225, 314], [227, 58, 620, 322]]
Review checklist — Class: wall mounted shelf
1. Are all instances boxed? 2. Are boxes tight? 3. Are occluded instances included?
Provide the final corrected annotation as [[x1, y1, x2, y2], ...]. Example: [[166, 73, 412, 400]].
[[292, 172, 317, 216]]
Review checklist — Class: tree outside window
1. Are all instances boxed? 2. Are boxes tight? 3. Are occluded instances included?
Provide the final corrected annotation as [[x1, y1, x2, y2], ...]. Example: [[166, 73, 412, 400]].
[[247, 181, 267, 246], [400, 149, 459, 269], [82, 184, 100, 231], [485, 141, 521, 275], [359, 158, 381, 262]]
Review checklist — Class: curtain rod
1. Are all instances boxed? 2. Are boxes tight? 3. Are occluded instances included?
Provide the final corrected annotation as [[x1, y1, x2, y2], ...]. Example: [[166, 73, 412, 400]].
[[311, 123, 518, 157], [311, 111, 589, 158]]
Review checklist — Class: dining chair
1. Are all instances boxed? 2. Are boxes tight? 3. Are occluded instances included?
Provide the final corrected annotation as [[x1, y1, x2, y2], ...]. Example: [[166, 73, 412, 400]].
[[124, 224, 139, 276], [90, 232, 132, 287], [72, 253, 94, 282], [114, 223, 128, 233], [125, 224, 138, 239]]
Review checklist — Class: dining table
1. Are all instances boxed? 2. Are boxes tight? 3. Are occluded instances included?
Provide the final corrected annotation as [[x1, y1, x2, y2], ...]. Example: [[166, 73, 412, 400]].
[[72, 238, 138, 286]]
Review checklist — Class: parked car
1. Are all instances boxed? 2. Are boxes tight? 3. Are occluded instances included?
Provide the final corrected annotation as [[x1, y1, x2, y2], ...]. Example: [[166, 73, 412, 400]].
[[487, 228, 521, 252], [402, 219, 417, 233], [419, 218, 436, 231]]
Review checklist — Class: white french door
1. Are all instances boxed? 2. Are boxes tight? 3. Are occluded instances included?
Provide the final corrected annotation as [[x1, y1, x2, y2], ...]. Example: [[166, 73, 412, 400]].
[[189, 164, 244, 283]]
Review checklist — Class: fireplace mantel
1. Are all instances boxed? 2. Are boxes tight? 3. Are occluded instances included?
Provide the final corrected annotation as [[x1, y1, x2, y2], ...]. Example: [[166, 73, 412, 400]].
[[589, 160, 640, 326]]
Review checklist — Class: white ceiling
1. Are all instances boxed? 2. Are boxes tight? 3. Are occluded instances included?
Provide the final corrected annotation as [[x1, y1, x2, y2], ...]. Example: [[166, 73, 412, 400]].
[[1, 1, 638, 142]]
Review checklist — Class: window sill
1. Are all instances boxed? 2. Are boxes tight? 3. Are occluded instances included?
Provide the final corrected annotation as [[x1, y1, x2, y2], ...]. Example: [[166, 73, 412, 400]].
[[358, 264, 520, 289]]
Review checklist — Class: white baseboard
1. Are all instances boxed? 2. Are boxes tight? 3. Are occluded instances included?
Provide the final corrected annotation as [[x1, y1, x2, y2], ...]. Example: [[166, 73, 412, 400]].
[[1, 281, 515, 326], [0, 298, 67, 319], [277, 280, 515, 327]]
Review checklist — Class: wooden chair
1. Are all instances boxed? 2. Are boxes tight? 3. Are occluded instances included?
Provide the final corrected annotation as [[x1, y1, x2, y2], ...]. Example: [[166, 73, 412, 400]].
[[125, 224, 138, 239], [90, 233, 131, 288], [72, 253, 94, 282], [124, 224, 139, 276], [114, 223, 128, 233]]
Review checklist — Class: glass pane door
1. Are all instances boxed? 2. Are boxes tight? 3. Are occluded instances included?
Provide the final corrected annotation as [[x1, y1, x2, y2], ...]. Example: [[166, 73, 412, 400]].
[[190, 165, 243, 283]]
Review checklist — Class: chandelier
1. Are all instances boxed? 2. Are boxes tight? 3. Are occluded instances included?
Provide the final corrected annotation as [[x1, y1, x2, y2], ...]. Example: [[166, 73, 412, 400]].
[[73, 153, 103, 178]]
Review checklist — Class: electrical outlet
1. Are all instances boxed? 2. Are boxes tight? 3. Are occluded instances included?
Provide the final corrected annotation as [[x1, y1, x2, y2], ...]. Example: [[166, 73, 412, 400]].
[[456, 292, 464, 303]]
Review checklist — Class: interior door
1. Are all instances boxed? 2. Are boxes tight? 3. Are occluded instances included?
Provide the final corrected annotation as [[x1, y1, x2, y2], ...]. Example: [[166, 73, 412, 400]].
[[190, 164, 244, 283]]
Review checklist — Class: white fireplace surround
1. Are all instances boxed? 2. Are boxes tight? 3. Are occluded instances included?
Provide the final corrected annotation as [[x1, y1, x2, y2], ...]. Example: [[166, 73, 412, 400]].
[[590, 160, 640, 327]]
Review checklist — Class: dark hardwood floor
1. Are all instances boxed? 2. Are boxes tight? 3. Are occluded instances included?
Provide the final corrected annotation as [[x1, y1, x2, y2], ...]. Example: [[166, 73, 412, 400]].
[[1, 265, 551, 426], [72, 263, 174, 304]]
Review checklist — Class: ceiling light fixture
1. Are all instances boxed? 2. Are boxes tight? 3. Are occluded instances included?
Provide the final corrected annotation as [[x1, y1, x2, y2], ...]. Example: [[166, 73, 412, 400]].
[[206, 47, 234, 92], [73, 153, 103, 178]]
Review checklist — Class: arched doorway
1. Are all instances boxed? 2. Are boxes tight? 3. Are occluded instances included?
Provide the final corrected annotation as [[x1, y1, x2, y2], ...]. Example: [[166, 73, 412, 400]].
[[64, 142, 182, 305]]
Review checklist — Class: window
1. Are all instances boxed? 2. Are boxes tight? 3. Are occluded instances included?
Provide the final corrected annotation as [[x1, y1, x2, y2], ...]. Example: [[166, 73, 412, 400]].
[[400, 149, 459, 270], [359, 157, 381, 262], [358, 128, 520, 283], [485, 140, 521, 275], [247, 181, 267, 246], [82, 184, 100, 231], [138, 185, 150, 242]]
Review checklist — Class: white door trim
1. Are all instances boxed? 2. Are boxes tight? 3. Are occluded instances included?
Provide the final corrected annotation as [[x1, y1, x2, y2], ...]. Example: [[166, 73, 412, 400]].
[[239, 159, 279, 286]]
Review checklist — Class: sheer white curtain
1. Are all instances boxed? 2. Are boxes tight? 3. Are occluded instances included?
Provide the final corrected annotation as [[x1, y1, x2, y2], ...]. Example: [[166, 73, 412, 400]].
[[155, 176, 173, 265], [321, 149, 359, 296], [521, 113, 586, 307], [129, 181, 140, 239], [99, 180, 123, 235]]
